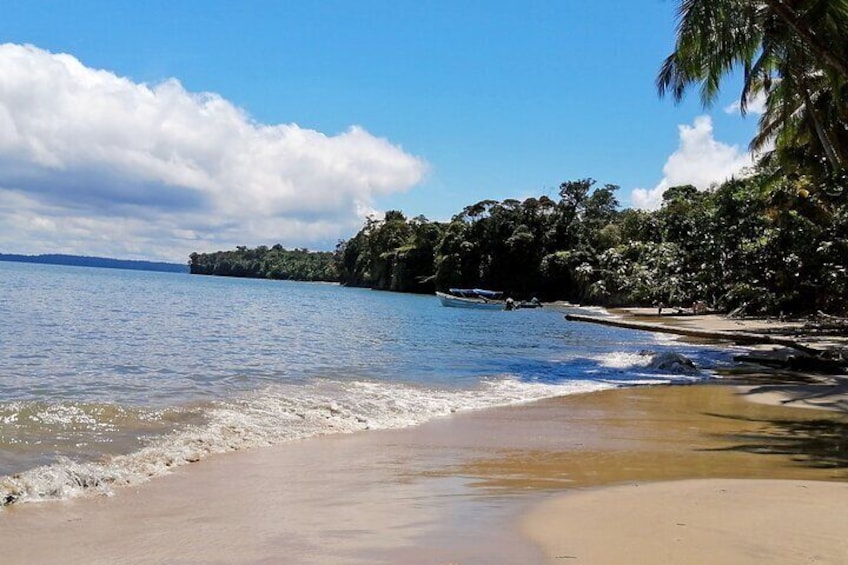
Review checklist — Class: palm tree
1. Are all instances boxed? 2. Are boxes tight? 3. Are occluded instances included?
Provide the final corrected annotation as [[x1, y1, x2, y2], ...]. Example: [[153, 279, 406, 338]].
[[752, 49, 848, 175], [657, 0, 848, 173]]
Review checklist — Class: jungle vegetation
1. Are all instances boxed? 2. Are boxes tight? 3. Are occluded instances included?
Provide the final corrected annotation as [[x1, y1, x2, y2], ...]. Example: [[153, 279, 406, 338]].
[[189, 245, 338, 282], [190, 169, 847, 316], [335, 174, 847, 315]]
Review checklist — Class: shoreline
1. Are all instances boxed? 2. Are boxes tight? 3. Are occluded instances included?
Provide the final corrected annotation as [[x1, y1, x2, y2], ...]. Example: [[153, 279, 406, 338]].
[[3, 382, 847, 563]]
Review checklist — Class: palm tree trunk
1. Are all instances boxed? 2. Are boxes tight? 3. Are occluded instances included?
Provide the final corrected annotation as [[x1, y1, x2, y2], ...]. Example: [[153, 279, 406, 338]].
[[800, 83, 843, 169]]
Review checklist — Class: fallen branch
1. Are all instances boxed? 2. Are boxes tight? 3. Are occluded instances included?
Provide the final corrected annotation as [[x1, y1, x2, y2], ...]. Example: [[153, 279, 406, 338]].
[[816, 311, 848, 322], [564, 313, 822, 356]]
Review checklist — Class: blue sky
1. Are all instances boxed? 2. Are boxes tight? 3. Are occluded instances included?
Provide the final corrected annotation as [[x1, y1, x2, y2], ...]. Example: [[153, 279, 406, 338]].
[[0, 1, 760, 261]]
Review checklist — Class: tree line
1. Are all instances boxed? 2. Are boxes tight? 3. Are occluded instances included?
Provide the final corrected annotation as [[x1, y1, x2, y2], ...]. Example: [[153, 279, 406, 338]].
[[336, 173, 847, 315], [191, 168, 846, 316], [189, 245, 337, 282]]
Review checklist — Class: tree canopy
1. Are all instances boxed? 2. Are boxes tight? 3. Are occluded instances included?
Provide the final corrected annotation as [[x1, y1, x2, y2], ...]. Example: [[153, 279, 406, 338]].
[[333, 173, 846, 315], [189, 166, 848, 316], [189, 245, 338, 282]]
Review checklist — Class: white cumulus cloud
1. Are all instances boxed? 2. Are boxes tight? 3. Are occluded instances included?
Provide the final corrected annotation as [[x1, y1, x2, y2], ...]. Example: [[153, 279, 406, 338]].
[[0, 43, 427, 261], [724, 90, 768, 115], [631, 116, 754, 210]]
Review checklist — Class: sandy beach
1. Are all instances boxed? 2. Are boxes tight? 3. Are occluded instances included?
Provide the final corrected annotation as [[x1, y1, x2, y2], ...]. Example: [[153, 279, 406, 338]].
[[524, 478, 848, 564], [3, 373, 848, 563], [521, 310, 848, 564]]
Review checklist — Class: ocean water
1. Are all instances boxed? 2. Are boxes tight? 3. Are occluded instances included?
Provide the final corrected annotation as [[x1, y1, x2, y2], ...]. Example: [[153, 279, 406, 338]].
[[0, 261, 732, 505]]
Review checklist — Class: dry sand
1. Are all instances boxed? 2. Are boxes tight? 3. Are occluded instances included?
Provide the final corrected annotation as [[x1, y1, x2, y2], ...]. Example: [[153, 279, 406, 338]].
[[2, 383, 848, 564], [523, 479, 848, 564], [610, 307, 808, 333], [611, 307, 848, 351], [520, 310, 848, 564]]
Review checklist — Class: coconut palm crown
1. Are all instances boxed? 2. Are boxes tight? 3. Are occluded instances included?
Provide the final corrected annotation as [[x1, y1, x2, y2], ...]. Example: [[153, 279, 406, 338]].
[[657, 0, 848, 180]]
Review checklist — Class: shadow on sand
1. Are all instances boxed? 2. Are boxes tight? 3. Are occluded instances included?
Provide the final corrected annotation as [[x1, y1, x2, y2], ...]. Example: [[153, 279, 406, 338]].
[[702, 409, 848, 469]]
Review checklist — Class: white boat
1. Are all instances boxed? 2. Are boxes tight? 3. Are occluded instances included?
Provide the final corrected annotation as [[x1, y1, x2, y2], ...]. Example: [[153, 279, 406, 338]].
[[436, 290, 505, 310]]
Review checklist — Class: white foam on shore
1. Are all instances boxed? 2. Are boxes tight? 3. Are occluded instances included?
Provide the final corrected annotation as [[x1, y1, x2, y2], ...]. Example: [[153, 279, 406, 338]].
[[585, 345, 733, 386], [571, 306, 615, 317], [0, 377, 614, 506], [597, 351, 653, 370]]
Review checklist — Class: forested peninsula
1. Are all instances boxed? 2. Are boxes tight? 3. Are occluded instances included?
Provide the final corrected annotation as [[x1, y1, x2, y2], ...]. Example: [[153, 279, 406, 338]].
[[190, 172, 847, 317], [189, 245, 337, 282]]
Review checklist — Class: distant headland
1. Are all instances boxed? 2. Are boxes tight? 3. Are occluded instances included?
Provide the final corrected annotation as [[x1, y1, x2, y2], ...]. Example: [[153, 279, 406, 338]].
[[0, 253, 188, 274]]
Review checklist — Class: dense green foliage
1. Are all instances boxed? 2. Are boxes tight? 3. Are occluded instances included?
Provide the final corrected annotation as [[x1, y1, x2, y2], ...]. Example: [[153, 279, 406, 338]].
[[640, 0, 848, 314], [189, 171, 847, 315], [189, 245, 337, 282], [338, 173, 847, 315]]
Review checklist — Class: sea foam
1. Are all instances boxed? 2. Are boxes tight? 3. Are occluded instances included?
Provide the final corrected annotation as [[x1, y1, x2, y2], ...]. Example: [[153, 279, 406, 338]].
[[0, 377, 613, 506]]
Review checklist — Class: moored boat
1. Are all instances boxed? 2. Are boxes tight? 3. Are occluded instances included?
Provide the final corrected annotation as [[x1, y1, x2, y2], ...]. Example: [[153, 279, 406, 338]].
[[436, 290, 505, 310], [517, 299, 543, 309]]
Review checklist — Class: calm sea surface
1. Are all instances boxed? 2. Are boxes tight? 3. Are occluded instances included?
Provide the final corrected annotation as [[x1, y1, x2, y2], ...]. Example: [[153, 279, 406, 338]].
[[0, 261, 730, 505]]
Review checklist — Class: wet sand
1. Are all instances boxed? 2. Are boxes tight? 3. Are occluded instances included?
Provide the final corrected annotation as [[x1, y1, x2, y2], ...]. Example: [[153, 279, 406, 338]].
[[2, 383, 847, 563]]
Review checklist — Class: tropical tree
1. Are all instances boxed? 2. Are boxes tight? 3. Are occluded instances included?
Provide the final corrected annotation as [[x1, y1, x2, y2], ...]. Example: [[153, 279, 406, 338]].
[[657, 0, 848, 176]]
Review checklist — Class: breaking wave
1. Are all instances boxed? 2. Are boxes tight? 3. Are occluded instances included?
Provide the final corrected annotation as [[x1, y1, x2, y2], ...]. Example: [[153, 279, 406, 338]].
[[0, 377, 614, 506]]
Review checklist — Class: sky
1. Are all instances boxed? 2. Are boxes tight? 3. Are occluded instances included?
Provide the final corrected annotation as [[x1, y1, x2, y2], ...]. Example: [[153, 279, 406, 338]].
[[0, 1, 763, 262]]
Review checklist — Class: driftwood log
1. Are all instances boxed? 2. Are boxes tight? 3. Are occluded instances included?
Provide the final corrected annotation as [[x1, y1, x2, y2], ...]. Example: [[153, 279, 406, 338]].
[[564, 313, 822, 356]]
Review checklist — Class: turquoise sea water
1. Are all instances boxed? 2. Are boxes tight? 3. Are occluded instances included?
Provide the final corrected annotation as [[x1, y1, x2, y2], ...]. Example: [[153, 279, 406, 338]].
[[0, 261, 732, 505]]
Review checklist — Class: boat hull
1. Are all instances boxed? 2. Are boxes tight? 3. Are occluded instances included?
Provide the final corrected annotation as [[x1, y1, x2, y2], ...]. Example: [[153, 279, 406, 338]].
[[436, 291, 504, 310]]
